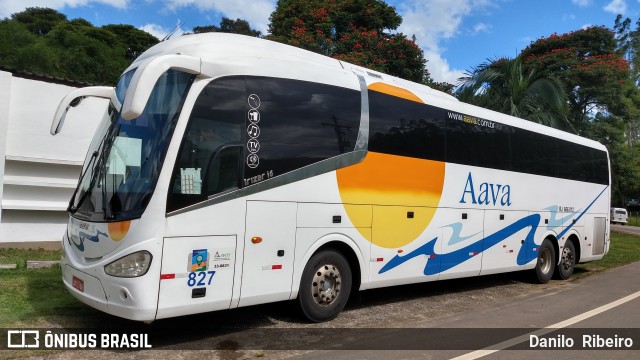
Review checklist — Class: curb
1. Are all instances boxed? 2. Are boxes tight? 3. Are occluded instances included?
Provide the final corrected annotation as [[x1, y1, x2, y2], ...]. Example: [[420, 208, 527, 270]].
[[0, 261, 61, 269]]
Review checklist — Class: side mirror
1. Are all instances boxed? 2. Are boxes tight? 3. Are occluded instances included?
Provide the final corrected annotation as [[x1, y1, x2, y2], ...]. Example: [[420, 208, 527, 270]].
[[50, 86, 115, 135]]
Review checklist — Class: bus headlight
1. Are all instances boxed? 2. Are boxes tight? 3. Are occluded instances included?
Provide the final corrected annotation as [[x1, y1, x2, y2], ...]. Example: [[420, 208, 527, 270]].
[[104, 251, 152, 278]]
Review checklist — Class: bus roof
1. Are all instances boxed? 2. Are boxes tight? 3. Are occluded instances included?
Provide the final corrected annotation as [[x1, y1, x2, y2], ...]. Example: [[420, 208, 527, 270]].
[[129, 33, 607, 153]]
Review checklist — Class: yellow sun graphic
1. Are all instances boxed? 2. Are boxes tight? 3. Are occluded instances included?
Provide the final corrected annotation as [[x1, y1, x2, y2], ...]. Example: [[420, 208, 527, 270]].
[[336, 83, 445, 248]]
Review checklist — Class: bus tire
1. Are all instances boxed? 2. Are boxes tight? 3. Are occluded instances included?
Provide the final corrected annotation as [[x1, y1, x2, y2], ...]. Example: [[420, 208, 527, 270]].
[[533, 239, 555, 284], [554, 240, 575, 280], [298, 249, 352, 322]]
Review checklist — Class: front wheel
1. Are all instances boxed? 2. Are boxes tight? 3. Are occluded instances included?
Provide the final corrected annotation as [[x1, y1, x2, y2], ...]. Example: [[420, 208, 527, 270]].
[[554, 240, 575, 280], [532, 238, 556, 284], [298, 249, 352, 322]]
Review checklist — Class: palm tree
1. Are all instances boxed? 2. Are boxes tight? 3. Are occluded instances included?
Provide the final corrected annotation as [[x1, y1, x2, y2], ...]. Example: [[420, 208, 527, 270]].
[[457, 57, 574, 132]]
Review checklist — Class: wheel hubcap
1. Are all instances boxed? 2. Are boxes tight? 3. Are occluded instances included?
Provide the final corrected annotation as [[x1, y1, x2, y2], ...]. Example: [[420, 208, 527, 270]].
[[311, 264, 342, 307], [560, 247, 574, 270], [539, 247, 552, 274]]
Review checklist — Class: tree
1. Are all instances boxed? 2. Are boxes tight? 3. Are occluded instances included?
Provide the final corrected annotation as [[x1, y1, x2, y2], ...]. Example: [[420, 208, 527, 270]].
[[585, 113, 640, 206], [457, 57, 572, 131], [102, 24, 159, 60], [613, 15, 640, 145], [267, 0, 430, 83], [0, 18, 39, 69], [520, 27, 630, 133], [44, 20, 129, 84], [11, 7, 66, 36], [0, 8, 159, 85], [193, 17, 261, 37], [614, 14, 640, 84]]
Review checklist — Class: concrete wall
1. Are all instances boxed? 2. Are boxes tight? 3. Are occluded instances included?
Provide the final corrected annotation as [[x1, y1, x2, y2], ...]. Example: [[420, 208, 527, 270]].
[[0, 71, 107, 246]]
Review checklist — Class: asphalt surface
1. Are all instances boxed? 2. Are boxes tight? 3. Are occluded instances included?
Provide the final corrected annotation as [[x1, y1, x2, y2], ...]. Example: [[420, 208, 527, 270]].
[[298, 260, 640, 360], [611, 223, 640, 236]]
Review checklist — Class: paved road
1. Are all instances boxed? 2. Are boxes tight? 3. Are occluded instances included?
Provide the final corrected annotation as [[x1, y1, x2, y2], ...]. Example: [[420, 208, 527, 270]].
[[612, 223, 640, 236], [296, 261, 640, 360]]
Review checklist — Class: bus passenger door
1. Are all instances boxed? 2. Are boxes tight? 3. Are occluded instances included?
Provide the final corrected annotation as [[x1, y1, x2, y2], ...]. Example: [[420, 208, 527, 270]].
[[481, 210, 529, 275], [238, 201, 297, 307], [438, 208, 484, 280], [157, 235, 237, 319]]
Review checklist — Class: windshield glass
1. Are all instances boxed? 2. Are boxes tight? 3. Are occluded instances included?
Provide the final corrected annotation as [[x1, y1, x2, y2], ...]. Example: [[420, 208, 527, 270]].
[[115, 68, 135, 104], [70, 69, 194, 222]]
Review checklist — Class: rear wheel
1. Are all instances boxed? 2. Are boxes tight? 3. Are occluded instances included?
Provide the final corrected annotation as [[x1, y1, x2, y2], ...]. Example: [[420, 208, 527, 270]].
[[554, 240, 575, 280], [298, 249, 352, 322], [533, 238, 555, 284]]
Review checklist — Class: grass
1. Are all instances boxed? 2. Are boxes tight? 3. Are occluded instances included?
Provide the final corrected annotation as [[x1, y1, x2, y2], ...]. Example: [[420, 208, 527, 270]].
[[0, 232, 639, 329], [576, 231, 640, 272], [0, 248, 102, 328], [626, 212, 640, 227]]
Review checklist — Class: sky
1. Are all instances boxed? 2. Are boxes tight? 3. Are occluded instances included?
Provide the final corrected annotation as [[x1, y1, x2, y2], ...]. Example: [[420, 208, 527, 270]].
[[0, 0, 639, 84]]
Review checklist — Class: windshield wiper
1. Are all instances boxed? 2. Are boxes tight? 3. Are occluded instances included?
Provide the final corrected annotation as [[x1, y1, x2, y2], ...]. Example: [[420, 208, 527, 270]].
[[68, 150, 99, 214], [69, 123, 120, 215]]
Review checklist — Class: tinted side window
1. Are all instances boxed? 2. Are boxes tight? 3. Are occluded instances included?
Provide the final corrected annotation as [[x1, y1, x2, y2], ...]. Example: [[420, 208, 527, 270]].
[[445, 112, 511, 170], [557, 140, 592, 182], [167, 77, 245, 212], [368, 91, 445, 161], [511, 128, 558, 178], [592, 148, 609, 184], [368, 90, 608, 185], [243, 77, 361, 181]]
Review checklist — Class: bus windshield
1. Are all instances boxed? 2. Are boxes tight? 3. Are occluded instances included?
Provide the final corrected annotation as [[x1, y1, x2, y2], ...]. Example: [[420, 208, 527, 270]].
[[69, 69, 194, 222]]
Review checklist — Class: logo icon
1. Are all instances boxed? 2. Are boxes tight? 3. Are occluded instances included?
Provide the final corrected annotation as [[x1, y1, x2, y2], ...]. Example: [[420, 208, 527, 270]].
[[7, 330, 39, 348], [191, 249, 208, 272], [247, 124, 260, 138], [247, 154, 260, 169], [248, 109, 260, 123], [248, 94, 261, 109], [247, 138, 260, 153]]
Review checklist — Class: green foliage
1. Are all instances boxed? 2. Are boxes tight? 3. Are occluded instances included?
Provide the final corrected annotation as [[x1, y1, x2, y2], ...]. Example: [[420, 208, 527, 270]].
[[0, 19, 39, 69], [12, 7, 67, 36], [457, 57, 572, 131], [102, 24, 160, 60], [614, 14, 640, 85], [193, 17, 262, 37], [0, 8, 159, 85], [520, 27, 630, 132], [585, 113, 639, 206], [267, 0, 430, 83], [458, 22, 640, 203]]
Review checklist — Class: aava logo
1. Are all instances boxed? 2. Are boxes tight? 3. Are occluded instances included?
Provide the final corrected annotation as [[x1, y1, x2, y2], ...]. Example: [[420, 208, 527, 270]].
[[459, 172, 512, 206], [71, 229, 109, 251]]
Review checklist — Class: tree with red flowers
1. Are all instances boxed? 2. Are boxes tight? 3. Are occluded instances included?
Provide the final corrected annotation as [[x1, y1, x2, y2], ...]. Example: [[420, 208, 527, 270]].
[[267, 0, 431, 83], [520, 26, 631, 132]]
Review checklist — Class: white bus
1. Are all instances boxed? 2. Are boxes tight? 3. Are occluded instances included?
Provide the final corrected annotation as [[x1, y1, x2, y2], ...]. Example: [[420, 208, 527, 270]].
[[52, 33, 610, 323]]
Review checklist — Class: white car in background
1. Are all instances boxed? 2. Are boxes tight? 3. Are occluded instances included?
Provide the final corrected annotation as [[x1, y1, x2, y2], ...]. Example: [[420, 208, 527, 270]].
[[610, 207, 628, 225]]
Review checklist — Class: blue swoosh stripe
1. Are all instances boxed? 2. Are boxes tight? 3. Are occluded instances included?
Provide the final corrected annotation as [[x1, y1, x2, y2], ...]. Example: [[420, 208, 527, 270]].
[[72, 230, 108, 251], [379, 186, 608, 276]]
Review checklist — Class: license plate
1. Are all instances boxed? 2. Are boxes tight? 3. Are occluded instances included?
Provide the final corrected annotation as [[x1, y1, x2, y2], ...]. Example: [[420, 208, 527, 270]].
[[72, 276, 84, 292]]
